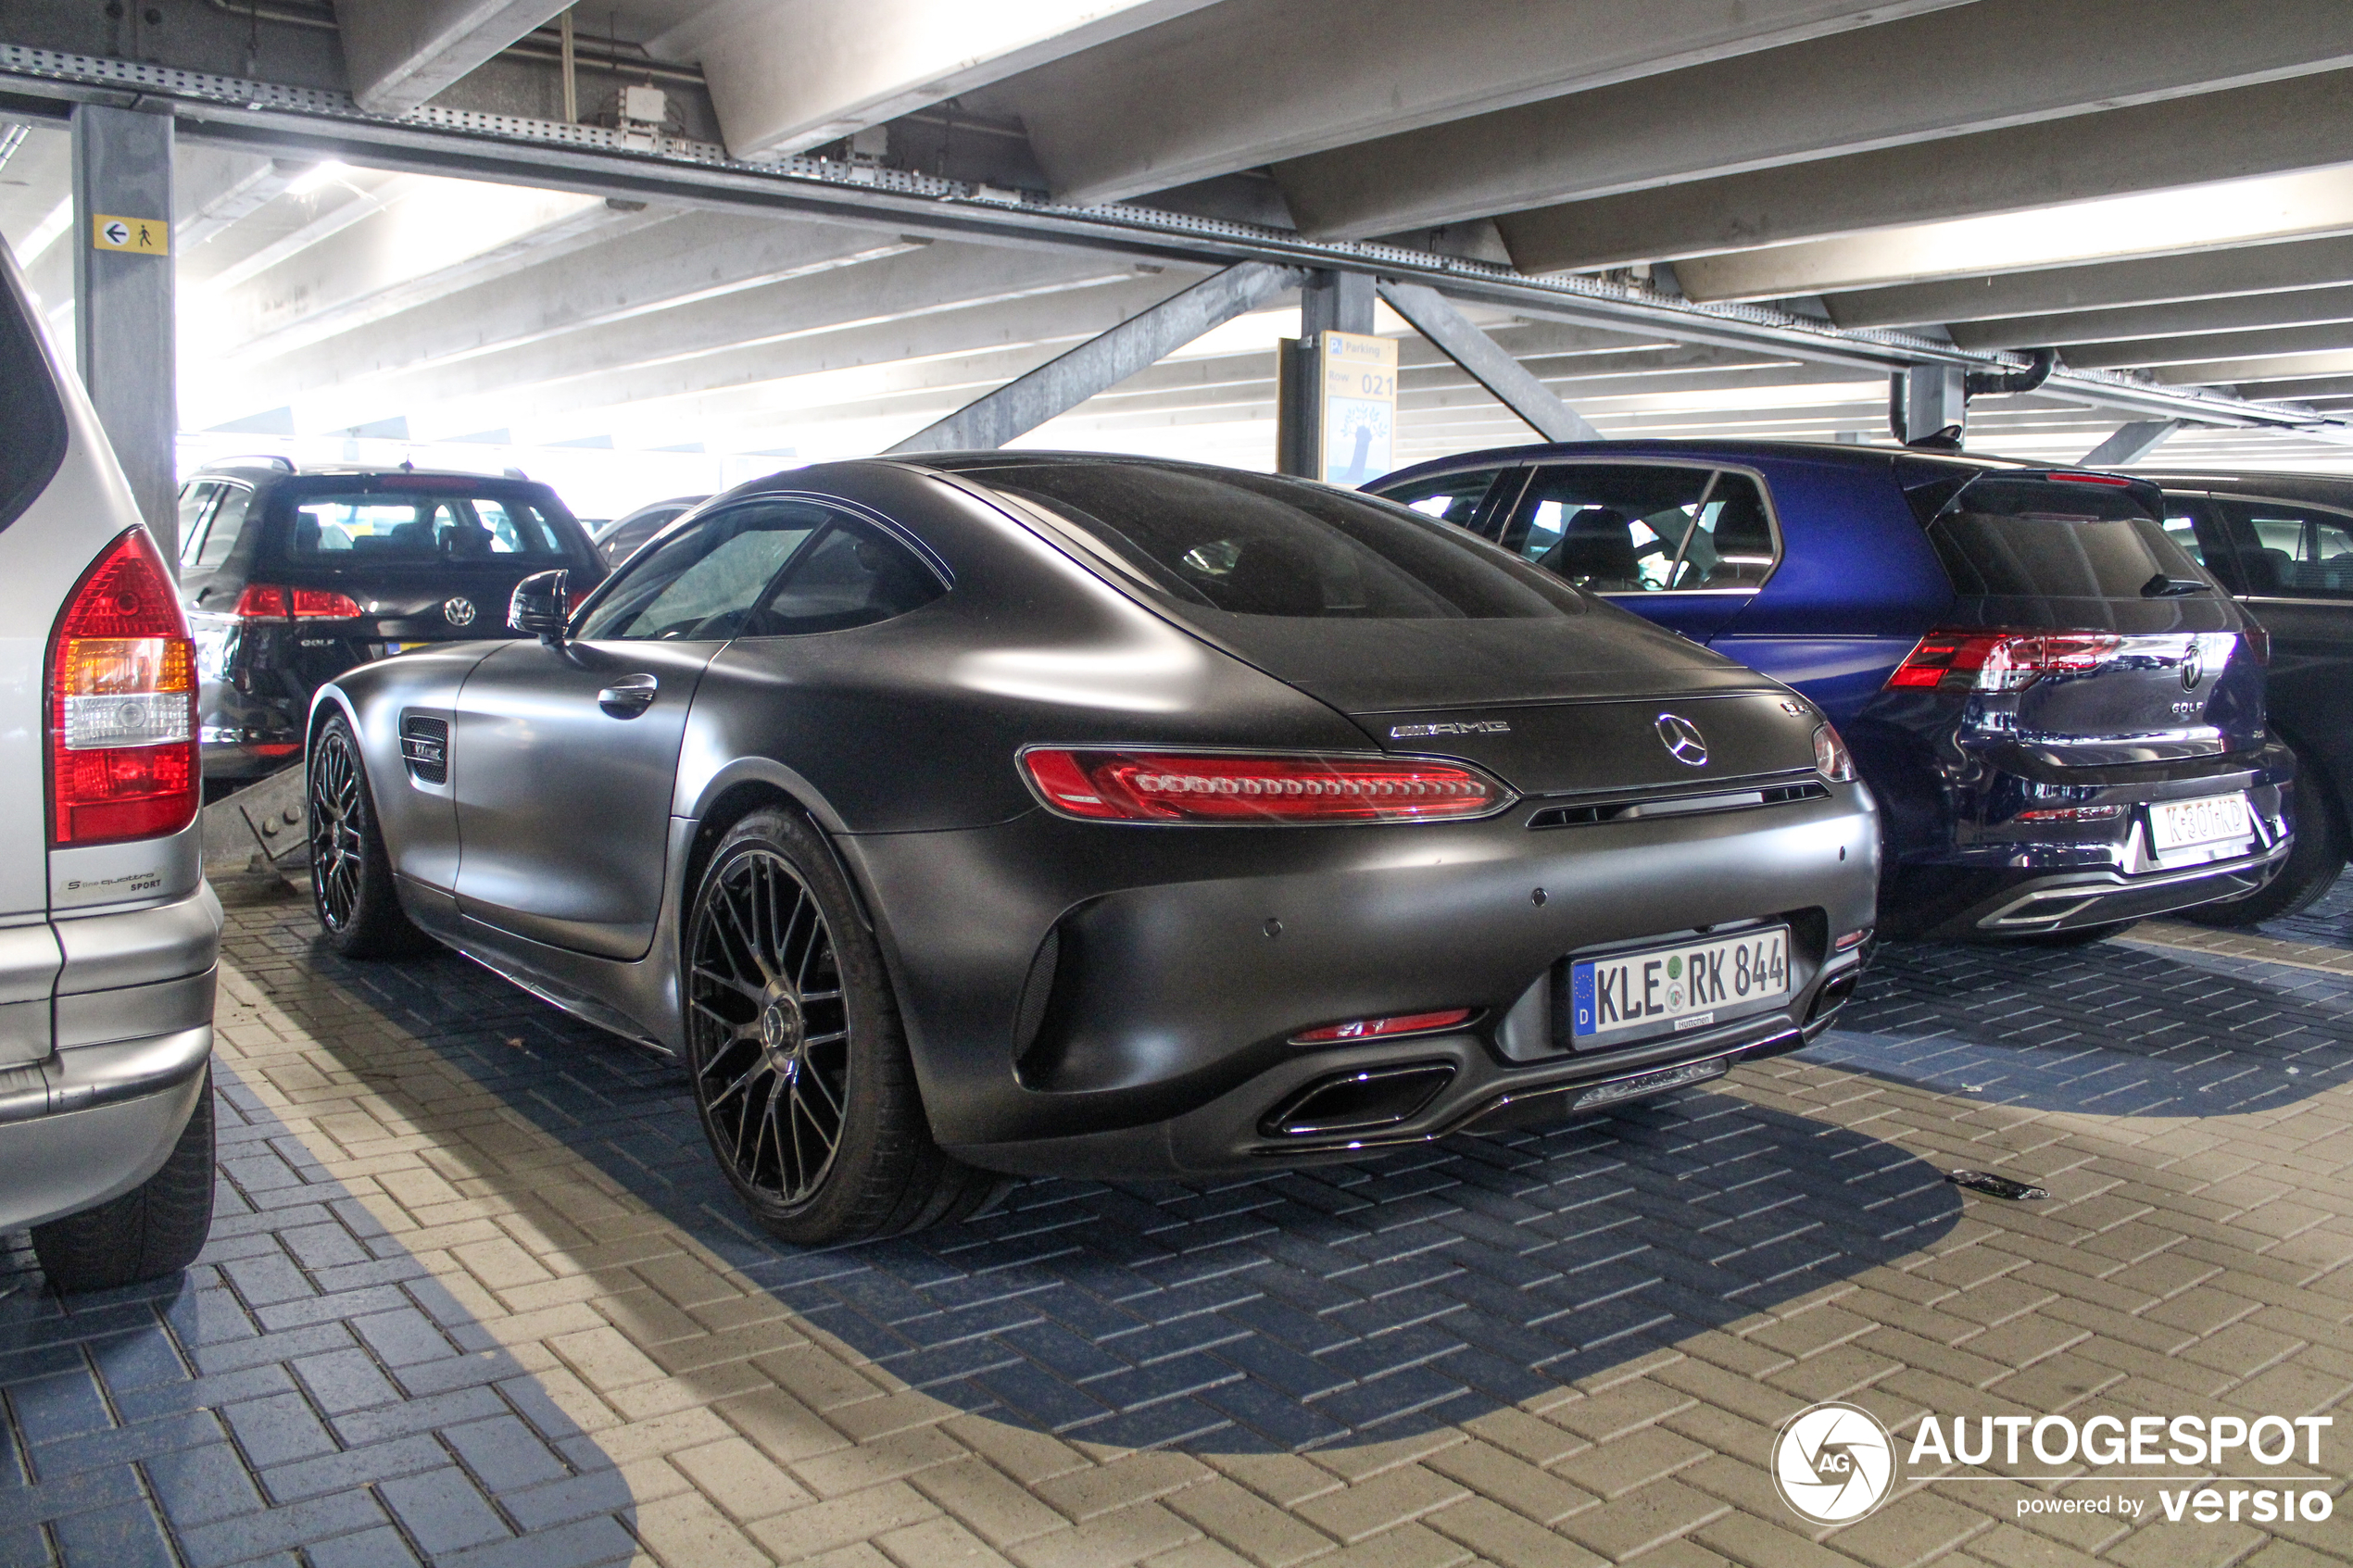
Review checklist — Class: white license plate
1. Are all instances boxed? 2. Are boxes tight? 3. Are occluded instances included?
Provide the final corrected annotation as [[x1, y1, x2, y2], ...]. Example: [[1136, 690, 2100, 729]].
[[1570, 926, 1790, 1047], [2150, 792, 2252, 853]]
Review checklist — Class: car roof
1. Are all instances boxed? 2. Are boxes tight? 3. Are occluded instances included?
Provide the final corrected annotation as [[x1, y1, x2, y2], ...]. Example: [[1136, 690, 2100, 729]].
[[193, 460, 556, 487], [1373, 438, 2091, 486], [2133, 470, 2353, 506]]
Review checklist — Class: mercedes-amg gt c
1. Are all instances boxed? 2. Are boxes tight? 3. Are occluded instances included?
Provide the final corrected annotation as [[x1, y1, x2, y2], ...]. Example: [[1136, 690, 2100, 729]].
[[307, 455, 1879, 1243]]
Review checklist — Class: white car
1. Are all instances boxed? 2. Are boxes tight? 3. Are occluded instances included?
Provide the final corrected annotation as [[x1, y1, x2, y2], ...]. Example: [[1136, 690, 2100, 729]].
[[0, 239, 221, 1290]]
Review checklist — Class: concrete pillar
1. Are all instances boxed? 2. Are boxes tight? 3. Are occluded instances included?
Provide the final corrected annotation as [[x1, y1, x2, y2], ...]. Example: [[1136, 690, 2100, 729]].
[[72, 104, 178, 558], [1278, 270, 1376, 476]]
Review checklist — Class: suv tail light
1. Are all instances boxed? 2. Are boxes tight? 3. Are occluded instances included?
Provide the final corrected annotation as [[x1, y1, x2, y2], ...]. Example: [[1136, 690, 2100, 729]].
[[234, 583, 366, 621], [1886, 627, 2121, 693], [47, 527, 199, 847], [1019, 748, 1510, 823]]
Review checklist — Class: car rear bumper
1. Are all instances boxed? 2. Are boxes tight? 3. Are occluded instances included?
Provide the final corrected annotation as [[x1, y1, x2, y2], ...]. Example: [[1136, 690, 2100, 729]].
[[839, 779, 1879, 1175], [0, 881, 221, 1229], [0, 1025, 212, 1231]]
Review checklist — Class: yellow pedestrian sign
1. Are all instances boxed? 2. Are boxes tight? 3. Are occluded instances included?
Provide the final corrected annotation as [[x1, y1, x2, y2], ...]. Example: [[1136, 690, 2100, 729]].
[[92, 215, 169, 256]]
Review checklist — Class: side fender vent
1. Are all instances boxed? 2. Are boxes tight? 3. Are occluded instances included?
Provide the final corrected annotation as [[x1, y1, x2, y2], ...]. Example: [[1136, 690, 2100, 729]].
[[399, 712, 448, 785]]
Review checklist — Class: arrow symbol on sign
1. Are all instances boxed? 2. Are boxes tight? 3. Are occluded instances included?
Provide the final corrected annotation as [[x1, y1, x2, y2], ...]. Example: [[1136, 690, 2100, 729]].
[[102, 220, 129, 245]]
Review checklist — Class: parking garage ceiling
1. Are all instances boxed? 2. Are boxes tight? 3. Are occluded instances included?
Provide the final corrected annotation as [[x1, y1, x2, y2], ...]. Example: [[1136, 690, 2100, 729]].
[[4, 0, 2353, 486]]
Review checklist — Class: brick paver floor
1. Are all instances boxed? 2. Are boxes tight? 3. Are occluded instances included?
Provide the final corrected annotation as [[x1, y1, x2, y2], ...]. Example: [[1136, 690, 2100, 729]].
[[3, 881, 2349, 1566]]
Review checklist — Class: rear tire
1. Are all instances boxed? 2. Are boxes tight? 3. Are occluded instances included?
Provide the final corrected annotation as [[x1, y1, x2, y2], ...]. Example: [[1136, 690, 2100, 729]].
[[683, 808, 994, 1246], [2181, 762, 2345, 928], [31, 1071, 216, 1292], [308, 716, 433, 959]]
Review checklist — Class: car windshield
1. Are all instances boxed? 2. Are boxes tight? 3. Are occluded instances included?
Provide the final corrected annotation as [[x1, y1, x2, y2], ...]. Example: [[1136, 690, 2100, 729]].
[[287, 492, 572, 560], [1927, 476, 2203, 598], [962, 460, 1588, 620]]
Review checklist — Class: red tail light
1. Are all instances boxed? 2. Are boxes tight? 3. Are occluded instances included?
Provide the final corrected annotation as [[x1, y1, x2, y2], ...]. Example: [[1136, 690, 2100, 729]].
[[1292, 1009, 1474, 1044], [1886, 627, 2120, 693], [234, 583, 365, 620], [2241, 624, 2270, 665], [47, 527, 199, 847], [1019, 748, 1510, 823], [2046, 471, 2133, 486]]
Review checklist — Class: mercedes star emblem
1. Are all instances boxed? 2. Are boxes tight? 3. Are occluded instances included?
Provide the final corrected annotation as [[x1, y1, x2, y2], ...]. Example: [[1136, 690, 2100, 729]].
[[1655, 711, 1708, 767], [442, 596, 477, 627]]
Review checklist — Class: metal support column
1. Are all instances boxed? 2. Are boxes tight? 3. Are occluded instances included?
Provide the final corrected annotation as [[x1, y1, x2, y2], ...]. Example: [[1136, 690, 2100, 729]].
[[1278, 270, 1378, 477], [71, 103, 178, 556], [2080, 420, 2181, 468], [1891, 363, 1967, 449], [887, 260, 1299, 454], [1378, 280, 1600, 443]]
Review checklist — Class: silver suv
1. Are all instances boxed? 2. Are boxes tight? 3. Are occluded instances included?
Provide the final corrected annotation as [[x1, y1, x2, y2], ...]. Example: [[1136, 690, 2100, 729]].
[[1, 241, 221, 1290]]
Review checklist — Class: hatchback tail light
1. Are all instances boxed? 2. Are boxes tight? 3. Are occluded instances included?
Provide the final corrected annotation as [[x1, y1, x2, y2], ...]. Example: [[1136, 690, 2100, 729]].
[[1018, 748, 1510, 823], [48, 527, 199, 847], [234, 583, 366, 621], [1886, 627, 2120, 693], [2240, 624, 2270, 665]]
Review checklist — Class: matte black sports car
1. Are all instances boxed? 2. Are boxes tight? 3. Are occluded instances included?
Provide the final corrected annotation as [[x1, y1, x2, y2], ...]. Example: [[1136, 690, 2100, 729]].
[[307, 455, 1880, 1243]]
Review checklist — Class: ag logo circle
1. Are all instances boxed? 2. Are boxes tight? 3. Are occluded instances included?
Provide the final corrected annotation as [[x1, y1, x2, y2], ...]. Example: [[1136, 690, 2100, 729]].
[[1772, 1401, 1897, 1524]]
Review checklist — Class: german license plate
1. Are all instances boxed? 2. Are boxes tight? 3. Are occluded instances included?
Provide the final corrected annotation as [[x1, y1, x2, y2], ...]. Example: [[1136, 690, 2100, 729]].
[[2150, 792, 2251, 853], [1569, 926, 1789, 1047]]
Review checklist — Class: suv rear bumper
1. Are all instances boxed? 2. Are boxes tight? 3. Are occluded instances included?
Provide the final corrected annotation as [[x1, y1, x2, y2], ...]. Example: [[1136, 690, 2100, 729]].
[[0, 881, 222, 1231], [0, 1025, 211, 1231]]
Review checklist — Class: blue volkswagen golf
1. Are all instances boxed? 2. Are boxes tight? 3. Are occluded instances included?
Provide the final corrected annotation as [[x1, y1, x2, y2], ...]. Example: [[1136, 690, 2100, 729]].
[[1368, 442, 2294, 941]]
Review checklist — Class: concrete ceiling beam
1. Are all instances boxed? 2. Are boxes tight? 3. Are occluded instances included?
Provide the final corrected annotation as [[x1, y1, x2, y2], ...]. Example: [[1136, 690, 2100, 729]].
[[2063, 322, 2353, 371], [1948, 285, 2353, 350], [2235, 375, 2353, 402], [2153, 348, 2353, 385], [1006, 0, 1956, 207], [1832, 236, 2353, 328], [1275, 0, 2353, 242], [1497, 69, 2353, 276], [653, 0, 1219, 162], [337, 0, 575, 115]]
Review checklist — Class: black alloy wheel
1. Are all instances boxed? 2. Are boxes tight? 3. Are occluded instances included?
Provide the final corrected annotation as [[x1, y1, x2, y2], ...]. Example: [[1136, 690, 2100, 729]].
[[2182, 746, 2346, 928], [308, 716, 432, 959], [687, 844, 852, 1207], [683, 809, 996, 1244]]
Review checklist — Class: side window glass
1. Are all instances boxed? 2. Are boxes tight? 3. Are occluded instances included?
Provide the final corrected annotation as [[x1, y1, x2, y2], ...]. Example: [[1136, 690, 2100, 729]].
[[577, 499, 830, 641], [1506, 465, 1710, 593], [2212, 500, 2353, 598], [1664, 471, 1778, 591], [1377, 470, 1504, 532], [750, 517, 946, 635], [176, 481, 221, 566], [195, 486, 253, 571]]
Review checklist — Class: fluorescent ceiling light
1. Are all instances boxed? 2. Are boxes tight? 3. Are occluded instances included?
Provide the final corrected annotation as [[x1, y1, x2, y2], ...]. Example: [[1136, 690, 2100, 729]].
[[1678, 164, 2353, 302], [285, 159, 350, 195]]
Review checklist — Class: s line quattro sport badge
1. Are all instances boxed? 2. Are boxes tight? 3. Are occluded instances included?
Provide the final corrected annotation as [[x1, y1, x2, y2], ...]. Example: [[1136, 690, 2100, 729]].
[[1772, 1400, 1897, 1524], [442, 596, 477, 627], [1655, 711, 1708, 766]]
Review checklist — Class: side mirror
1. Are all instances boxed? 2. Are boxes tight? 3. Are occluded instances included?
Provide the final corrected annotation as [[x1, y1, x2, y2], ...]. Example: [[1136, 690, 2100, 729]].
[[509, 569, 569, 644]]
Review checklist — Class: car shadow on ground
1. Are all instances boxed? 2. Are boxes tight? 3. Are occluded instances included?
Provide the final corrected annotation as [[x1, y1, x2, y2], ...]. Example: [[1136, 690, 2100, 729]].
[[280, 900, 1961, 1456], [1818, 933, 2353, 1118], [0, 1062, 636, 1566]]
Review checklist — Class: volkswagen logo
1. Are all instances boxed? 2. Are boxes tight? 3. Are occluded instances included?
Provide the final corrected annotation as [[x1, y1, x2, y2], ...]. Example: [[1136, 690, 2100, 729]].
[[1772, 1401, 1897, 1524], [2181, 641, 2204, 690], [1655, 712, 1708, 767], [442, 596, 477, 627]]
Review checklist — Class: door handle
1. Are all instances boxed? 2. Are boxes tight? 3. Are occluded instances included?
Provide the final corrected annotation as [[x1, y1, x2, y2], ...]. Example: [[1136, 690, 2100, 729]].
[[598, 672, 658, 717]]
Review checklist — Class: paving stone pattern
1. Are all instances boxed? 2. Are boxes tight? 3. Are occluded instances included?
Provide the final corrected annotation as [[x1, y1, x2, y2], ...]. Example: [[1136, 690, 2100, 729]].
[[0, 890, 2349, 1566]]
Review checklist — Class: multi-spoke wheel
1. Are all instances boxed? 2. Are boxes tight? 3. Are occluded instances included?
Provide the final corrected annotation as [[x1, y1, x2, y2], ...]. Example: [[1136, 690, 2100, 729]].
[[308, 716, 431, 959], [683, 808, 997, 1244]]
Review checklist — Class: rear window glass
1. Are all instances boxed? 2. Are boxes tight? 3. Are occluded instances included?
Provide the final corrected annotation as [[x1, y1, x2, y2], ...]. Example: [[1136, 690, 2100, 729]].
[[965, 461, 1588, 620], [1927, 477, 2204, 598], [0, 264, 68, 536], [287, 493, 572, 560]]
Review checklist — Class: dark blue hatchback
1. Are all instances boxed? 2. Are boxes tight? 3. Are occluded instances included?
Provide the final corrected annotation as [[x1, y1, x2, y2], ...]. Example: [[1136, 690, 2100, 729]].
[[1369, 441, 2296, 941]]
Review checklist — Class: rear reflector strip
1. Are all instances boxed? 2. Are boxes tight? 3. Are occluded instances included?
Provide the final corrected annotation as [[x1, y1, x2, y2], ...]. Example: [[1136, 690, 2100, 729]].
[[1291, 1008, 1473, 1044]]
